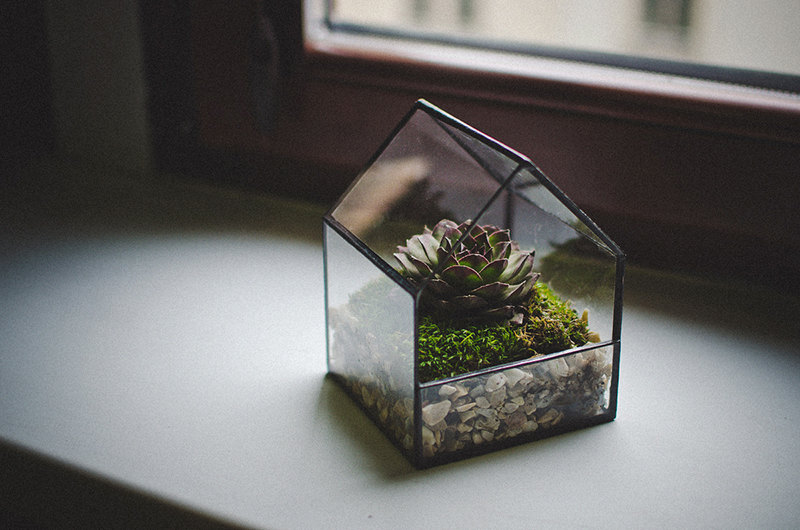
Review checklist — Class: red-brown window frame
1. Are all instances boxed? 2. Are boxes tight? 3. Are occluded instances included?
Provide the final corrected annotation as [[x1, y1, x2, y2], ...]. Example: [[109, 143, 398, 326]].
[[146, 1, 800, 288]]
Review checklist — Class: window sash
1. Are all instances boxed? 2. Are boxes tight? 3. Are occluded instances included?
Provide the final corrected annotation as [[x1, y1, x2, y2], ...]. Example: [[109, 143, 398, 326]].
[[307, 0, 800, 100]]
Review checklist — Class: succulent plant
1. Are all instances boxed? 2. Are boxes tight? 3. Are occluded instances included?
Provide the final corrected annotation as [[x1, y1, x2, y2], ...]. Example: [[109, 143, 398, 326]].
[[394, 219, 540, 325]]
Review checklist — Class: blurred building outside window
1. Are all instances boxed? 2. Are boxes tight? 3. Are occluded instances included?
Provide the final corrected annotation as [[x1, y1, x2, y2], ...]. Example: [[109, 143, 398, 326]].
[[325, 0, 800, 87]]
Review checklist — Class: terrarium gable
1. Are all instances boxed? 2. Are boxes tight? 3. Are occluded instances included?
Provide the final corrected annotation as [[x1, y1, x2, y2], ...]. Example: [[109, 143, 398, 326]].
[[323, 99, 623, 468]]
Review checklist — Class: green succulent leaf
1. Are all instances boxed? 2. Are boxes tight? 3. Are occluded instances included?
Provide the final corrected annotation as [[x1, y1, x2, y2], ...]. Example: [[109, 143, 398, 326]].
[[487, 229, 510, 246], [436, 246, 450, 265], [417, 233, 440, 267], [491, 241, 511, 261], [449, 294, 489, 311], [457, 253, 490, 272], [439, 253, 459, 271], [504, 278, 534, 301], [441, 264, 483, 291], [432, 219, 458, 241], [393, 252, 420, 277], [425, 278, 459, 298], [510, 253, 535, 283], [405, 236, 429, 263], [470, 282, 510, 301], [479, 258, 507, 283], [407, 253, 433, 276], [498, 252, 533, 283], [473, 230, 491, 250], [393, 218, 540, 324]]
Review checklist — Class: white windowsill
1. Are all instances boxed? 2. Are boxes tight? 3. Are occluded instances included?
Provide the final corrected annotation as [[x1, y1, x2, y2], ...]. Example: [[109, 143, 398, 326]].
[[2, 157, 799, 527]]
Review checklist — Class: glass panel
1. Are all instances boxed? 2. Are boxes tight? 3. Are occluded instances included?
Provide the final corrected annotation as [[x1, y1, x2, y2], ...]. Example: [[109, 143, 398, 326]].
[[501, 170, 619, 343], [418, 344, 614, 462], [431, 115, 525, 185], [508, 167, 613, 252], [324, 222, 416, 452], [330, 106, 513, 265]]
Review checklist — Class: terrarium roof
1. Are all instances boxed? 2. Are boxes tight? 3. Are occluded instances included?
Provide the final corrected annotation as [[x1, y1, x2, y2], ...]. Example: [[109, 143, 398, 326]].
[[327, 100, 622, 267]]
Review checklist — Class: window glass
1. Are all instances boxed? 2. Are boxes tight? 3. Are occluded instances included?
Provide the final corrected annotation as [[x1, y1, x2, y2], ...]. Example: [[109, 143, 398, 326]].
[[326, 0, 800, 92]]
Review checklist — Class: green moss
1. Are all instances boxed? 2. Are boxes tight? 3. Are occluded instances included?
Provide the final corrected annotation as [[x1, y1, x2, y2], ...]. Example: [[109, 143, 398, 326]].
[[417, 317, 520, 382], [337, 275, 592, 382], [417, 283, 590, 381], [515, 283, 590, 356]]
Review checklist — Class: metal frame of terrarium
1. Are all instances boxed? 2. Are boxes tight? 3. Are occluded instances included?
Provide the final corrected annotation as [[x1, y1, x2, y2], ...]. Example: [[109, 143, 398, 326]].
[[323, 99, 624, 468]]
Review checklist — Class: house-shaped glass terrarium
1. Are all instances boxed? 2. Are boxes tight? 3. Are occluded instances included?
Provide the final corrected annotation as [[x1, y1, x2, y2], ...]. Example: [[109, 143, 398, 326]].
[[323, 100, 624, 468]]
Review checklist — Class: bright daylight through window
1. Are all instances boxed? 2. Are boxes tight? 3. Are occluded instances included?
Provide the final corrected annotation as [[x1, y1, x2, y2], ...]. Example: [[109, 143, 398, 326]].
[[320, 0, 800, 93]]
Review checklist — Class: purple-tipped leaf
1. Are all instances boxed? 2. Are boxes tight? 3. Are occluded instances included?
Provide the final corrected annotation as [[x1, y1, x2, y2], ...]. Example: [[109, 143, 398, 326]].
[[405, 235, 429, 263], [491, 241, 511, 261], [440, 227, 461, 252], [441, 264, 483, 291], [439, 252, 459, 271], [450, 295, 489, 311], [432, 219, 458, 242], [460, 233, 477, 251], [498, 251, 533, 283], [436, 245, 450, 265], [393, 252, 420, 277], [504, 277, 535, 302], [457, 220, 473, 233], [482, 306, 514, 319], [473, 230, 491, 250], [487, 229, 511, 246], [426, 298, 451, 313], [470, 281, 510, 301], [508, 310, 525, 326], [417, 232, 440, 267], [458, 253, 490, 272], [479, 258, 507, 283], [425, 277, 458, 298], [407, 254, 434, 276]]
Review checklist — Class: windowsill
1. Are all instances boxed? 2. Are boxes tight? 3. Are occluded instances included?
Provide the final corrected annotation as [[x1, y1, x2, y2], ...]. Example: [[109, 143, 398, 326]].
[[2, 156, 799, 527]]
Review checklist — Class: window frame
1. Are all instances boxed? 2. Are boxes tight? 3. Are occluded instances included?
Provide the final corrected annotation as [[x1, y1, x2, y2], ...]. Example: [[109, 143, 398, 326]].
[[149, 0, 800, 290], [315, 0, 800, 95], [304, 0, 800, 143]]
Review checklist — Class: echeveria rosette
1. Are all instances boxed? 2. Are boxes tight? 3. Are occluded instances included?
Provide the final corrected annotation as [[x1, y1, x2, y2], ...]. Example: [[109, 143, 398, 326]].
[[393, 219, 540, 325]]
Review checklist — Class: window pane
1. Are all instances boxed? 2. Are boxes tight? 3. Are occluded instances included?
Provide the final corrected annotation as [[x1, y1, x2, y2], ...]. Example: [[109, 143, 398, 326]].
[[327, 0, 800, 90]]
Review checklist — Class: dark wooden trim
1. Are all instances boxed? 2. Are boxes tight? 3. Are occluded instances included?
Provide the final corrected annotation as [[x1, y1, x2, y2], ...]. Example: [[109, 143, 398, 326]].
[[302, 45, 800, 145]]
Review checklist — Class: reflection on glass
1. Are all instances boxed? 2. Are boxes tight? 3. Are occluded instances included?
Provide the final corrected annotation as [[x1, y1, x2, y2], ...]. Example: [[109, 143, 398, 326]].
[[325, 223, 416, 453]]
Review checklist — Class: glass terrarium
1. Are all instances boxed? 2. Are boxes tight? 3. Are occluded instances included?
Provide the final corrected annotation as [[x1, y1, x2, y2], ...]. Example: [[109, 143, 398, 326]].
[[323, 100, 624, 468]]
